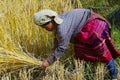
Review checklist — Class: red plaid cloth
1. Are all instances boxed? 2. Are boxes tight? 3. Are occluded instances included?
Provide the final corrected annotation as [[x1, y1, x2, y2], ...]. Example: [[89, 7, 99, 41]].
[[74, 19, 120, 63]]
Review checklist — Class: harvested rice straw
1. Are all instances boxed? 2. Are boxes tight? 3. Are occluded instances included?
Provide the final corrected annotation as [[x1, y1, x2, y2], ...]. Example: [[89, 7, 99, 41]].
[[0, 47, 42, 74]]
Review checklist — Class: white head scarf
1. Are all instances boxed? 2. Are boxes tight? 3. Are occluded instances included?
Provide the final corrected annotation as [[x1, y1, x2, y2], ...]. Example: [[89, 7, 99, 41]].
[[34, 9, 63, 26]]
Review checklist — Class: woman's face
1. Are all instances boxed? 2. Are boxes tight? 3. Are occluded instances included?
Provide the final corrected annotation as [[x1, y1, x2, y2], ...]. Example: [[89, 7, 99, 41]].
[[41, 21, 55, 31]]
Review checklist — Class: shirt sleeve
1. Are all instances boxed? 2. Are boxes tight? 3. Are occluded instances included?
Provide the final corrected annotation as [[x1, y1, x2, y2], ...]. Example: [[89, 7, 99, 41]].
[[52, 37, 58, 51], [47, 32, 72, 64]]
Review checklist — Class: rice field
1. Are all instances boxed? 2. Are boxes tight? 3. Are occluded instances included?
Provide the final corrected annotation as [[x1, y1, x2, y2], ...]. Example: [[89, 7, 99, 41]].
[[0, 0, 120, 80]]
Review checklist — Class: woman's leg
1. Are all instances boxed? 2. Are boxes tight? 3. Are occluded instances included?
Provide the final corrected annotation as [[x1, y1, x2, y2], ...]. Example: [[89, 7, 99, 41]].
[[106, 58, 118, 79]]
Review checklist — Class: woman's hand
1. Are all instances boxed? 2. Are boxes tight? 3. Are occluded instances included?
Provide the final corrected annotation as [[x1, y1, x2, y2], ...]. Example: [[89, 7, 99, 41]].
[[41, 60, 50, 69]]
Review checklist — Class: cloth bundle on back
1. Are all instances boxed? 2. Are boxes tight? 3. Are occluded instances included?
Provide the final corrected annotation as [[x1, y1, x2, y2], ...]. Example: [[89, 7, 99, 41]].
[[33, 8, 120, 80]]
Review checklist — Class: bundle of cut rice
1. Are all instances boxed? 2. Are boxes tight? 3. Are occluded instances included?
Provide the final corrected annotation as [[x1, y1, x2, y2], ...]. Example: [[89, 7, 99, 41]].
[[0, 47, 41, 74]]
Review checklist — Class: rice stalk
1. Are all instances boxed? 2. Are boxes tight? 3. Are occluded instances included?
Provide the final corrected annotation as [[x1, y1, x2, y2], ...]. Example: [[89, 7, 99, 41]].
[[0, 47, 41, 74], [72, 60, 85, 80], [95, 63, 107, 80]]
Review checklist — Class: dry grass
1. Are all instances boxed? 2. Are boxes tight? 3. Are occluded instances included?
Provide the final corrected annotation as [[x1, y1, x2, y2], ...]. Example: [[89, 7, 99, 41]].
[[0, 0, 120, 80]]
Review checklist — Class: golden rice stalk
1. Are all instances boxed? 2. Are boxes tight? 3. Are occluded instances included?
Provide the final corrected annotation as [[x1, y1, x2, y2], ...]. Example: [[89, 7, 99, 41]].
[[0, 0, 82, 76], [0, 47, 41, 74]]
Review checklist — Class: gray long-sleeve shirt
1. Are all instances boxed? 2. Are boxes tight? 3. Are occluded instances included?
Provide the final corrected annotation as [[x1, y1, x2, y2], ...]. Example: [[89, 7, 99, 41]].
[[47, 8, 92, 64]]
